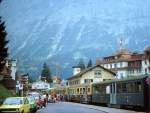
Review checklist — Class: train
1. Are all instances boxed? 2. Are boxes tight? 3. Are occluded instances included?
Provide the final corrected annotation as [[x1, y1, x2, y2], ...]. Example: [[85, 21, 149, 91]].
[[91, 75, 150, 111], [50, 75, 150, 111]]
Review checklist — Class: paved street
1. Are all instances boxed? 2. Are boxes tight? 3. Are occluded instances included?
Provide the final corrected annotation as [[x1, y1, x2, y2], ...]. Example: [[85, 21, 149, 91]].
[[37, 102, 106, 113], [36, 102, 142, 113]]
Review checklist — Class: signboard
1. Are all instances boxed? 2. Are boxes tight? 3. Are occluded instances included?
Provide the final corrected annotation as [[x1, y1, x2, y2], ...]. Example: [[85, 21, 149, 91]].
[[146, 77, 150, 85]]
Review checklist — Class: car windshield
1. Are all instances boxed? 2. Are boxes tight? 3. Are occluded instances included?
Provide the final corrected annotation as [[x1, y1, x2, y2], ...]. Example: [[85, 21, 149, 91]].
[[27, 97, 34, 102], [3, 97, 22, 105], [27, 93, 40, 100]]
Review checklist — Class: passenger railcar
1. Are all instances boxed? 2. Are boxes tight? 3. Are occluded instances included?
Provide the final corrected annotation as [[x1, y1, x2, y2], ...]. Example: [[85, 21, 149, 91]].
[[92, 75, 150, 111]]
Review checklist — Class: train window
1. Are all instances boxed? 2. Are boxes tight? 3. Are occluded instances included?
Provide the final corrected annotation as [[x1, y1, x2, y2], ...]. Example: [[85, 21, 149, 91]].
[[126, 82, 136, 93], [106, 86, 110, 94], [122, 83, 127, 93], [93, 86, 99, 94], [99, 85, 106, 94], [117, 83, 127, 93], [136, 81, 142, 92], [117, 81, 142, 93], [117, 84, 121, 93]]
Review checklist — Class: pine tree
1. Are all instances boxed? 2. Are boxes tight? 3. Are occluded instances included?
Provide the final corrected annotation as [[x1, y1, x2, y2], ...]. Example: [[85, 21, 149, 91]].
[[41, 63, 52, 83], [28, 75, 35, 83], [78, 58, 85, 70], [0, 17, 9, 72], [87, 59, 92, 68]]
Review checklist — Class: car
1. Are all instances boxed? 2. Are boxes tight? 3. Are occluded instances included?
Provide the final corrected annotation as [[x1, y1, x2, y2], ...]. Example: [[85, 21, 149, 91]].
[[0, 97, 30, 113], [27, 96, 37, 113], [27, 92, 45, 109], [39, 95, 47, 107]]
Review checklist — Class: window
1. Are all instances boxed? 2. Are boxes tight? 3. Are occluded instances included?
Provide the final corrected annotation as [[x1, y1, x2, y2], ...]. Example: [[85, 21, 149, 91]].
[[117, 81, 142, 93], [114, 63, 117, 68], [88, 88, 90, 92], [145, 60, 147, 65], [145, 68, 147, 74], [120, 62, 123, 67], [80, 88, 82, 94], [83, 88, 85, 94], [45, 85, 48, 87], [110, 64, 112, 68], [120, 73, 124, 78], [117, 83, 127, 93], [94, 70, 101, 78], [84, 79, 93, 83], [77, 88, 79, 94]]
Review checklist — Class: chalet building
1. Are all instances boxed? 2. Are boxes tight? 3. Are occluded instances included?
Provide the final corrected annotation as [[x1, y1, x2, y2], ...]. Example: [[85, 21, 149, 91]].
[[100, 45, 150, 78], [52, 76, 61, 84], [51, 76, 62, 88], [65, 65, 115, 96], [16, 74, 29, 96], [142, 45, 150, 75], [0, 66, 16, 91], [5, 58, 17, 80], [67, 64, 116, 87]]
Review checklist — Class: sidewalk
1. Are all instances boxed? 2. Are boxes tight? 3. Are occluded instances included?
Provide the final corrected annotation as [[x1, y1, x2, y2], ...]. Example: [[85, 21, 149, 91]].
[[65, 102, 146, 113]]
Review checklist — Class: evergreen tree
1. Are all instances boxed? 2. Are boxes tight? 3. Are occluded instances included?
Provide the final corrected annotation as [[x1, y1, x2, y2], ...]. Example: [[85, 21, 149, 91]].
[[87, 59, 92, 68], [41, 63, 52, 83], [78, 58, 85, 70], [0, 17, 8, 72], [28, 75, 35, 83]]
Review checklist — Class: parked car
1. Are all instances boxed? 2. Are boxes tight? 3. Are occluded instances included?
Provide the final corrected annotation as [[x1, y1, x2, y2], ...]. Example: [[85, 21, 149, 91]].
[[40, 95, 47, 107], [0, 97, 30, 113], [27, 92, 45, 109], [27, 96, 37, 113]]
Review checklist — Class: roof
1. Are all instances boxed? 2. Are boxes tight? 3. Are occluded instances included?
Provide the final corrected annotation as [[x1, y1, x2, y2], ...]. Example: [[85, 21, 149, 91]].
[[93, 75, 149, 86], [144, 45, 150, 53], [67, 65, 116, 80], [115, 48, 131, 55], [72, 66, 81, 68]]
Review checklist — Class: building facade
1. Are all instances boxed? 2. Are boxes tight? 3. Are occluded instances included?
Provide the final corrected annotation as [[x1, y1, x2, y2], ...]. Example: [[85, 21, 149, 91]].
[[100, 45, 150, 78], [66, 65, 116, 97], [31, 80, 50, 90], [5, 58, 17, 80], [67, 65, 116, 86]]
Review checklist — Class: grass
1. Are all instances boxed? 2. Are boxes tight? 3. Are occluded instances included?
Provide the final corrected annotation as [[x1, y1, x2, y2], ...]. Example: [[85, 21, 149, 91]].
[[0, 84, 14, 98]]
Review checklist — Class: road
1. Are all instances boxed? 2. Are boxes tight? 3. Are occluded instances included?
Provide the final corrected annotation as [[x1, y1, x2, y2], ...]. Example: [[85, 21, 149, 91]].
[[37, 102, 106, 113]]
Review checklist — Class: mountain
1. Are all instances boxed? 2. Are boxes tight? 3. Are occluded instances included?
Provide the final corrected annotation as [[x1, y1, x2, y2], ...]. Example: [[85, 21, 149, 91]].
[[0, 0, 150, 79]]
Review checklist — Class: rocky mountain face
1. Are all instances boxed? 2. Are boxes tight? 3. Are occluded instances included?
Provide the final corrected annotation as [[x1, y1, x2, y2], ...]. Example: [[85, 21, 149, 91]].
[[0, 0, 150, 79]]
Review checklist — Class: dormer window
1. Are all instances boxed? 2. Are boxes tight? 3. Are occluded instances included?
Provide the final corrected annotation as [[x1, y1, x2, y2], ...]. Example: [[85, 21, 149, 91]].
[[94, 70, 101, 78]]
